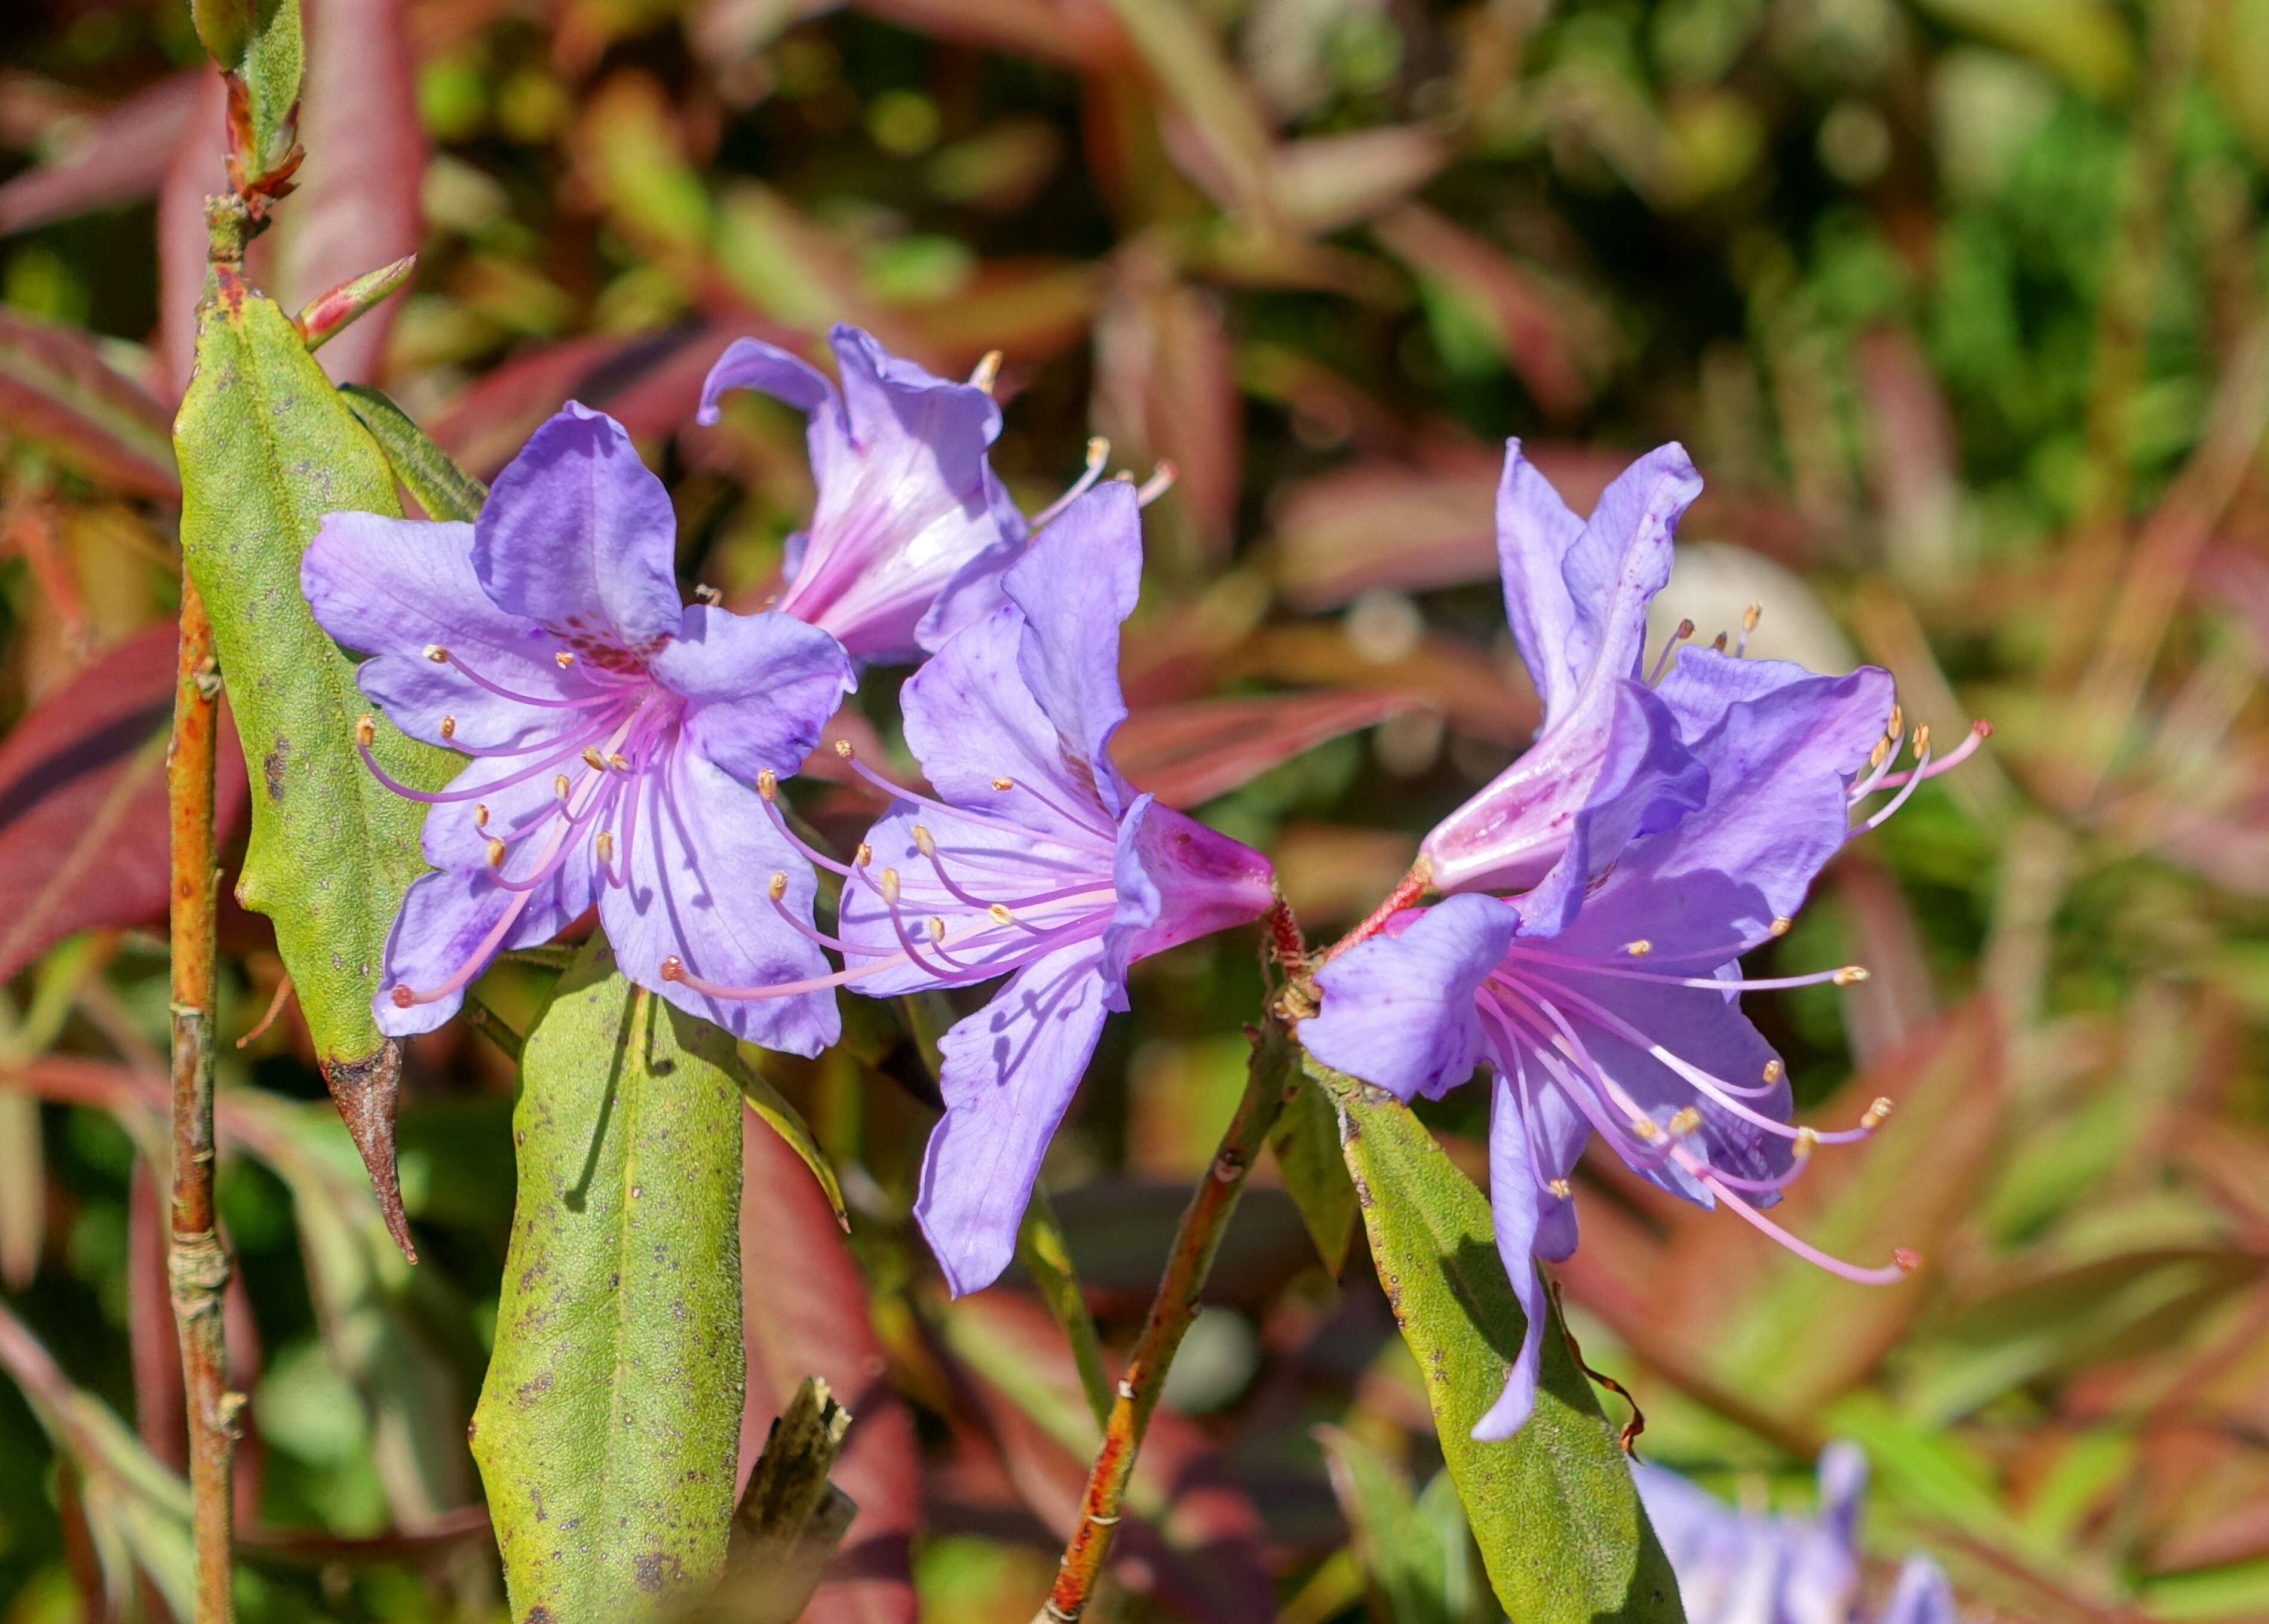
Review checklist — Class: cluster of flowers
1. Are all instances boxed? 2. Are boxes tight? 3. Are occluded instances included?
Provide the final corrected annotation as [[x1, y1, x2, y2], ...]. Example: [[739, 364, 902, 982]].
[[1639, 1443, 1960, 1624], [303, 326, 1979, 1421]]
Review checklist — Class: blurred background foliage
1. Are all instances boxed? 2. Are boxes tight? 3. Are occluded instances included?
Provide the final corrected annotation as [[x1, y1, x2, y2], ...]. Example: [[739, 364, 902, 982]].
[[1, 0, 2267, 1619]]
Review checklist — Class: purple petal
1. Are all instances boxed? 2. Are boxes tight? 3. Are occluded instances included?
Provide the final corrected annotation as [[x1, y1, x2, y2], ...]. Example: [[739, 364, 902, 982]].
[[603, 749, 839, 1056], [1653, 646, 1845, 740], [651, 605, 853, 782], [697, 335, 840, 423], [1002, 483, 1142, 817], [1117, 800, 1276, 964], [304, 512, 593, 750], [1471, 1068, 1551, 1441], [374, 865, 591, 1036], [1631, 1464, 1782, 1624], [1304, 894, 1516, 1101], [917, 940, 1114, 1294], [1560, 443, 1700, 684], [1494, 439, 1588, 719], [1516, 679, 1706, 937], [473, 402, 685, 655], [897, 603, 1120, 846], [1099, 795, 1164, 998], [1560, 665, 1894, 959], [1875, 1558, 1958, 1624], [913, 526, 1024, 655]]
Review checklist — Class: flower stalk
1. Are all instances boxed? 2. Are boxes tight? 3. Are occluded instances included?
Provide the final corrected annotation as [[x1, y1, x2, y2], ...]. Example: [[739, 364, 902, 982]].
[[1035, 1011, 1298, 1623], [168, 579, 238, 1623]]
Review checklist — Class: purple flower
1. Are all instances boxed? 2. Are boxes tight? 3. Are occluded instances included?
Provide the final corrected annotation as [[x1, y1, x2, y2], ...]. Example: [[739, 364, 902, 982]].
[[661, 483, 1276, 1294], [697, 324, 1028, 664], [1635, 1443, 1961, 1624], [303, 401, 854, 1052]]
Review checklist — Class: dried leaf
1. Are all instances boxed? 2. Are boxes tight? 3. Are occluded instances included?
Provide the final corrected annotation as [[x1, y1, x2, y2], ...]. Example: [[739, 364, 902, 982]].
[[1115, 690, 1411, 808], [1272, 127, 1452, 235]]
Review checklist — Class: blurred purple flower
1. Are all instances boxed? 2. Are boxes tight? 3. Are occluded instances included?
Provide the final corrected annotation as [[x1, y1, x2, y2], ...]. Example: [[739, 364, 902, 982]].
[[663, 483, 1275, 1294], [303, 401, 853, 1052], [1636, 1442, 1960, 1624], [697, 324, 1029, 664]]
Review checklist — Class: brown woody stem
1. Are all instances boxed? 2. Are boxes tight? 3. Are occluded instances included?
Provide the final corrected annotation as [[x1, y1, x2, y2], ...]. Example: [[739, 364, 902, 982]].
[[170, 580, 238, 1623], [1035, 1014, 1298, 1622]]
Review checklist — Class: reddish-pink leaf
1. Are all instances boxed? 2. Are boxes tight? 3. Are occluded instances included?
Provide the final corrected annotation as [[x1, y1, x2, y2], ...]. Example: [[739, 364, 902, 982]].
[[1272, 126, 1451, 235], [1115, 690, 1411, 808], [1227, 625, 1538, 745], [155, 69, 227, 401], [739, 1112, 920, 1624], [1093, 260, 1241, 557], [0, 627, 249, 988], [433, 330, 715, 477], [0, 71, 202, 235], [0, 310, 178, 499], [850, 0, 1123, 69], [267, 0, 426, 386]]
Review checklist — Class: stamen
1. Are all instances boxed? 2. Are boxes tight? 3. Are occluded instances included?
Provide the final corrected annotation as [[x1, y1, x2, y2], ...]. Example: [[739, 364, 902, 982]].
[[992, 777, 1013, 791], [595, 831, 615, 866], [556, 774, 571, 799], [1770, 917, 1793, 937], [1857, 732, 1936, 832], [913, 825, 936, 856], [1912, 723, 1930, 757], [658, 951, 925, 1002], [425, 644, 447, 664], [927, 916, 948, 944], [475, 804, 490, 828], [989, 903, 1014, 925], [1833, 966, 1869, 986], [1868, 737, 1891, 769], [1792, 1126, 1817, 1159], [1624, 939, 1651, 957], [1862, 1097, 1894, 1129], [609, 753, 630, 771], [694, 583, 722, 606], [1868, 719, 1992, 790], [355, 720, 608, 805], [1136, 461, 1178, 506], [485, 837, 506, 867], [835, 739, 854, 759], [1669, 1106, 1702, 1137], [556, 651, 575, 668], [424, 644, 617, 710], [758, 769, 777, 800], [1762, 1059, 1783, 1083], [1547, 1178, 1572, 1198], [1631, 1116, 1663, 1141], [969, 349, 1003, 393], [441, 714, 456, 739], [844, 753, 1115, 854], [1735, 603, 1761, 656], [1690, 1161, 1915, 1285], [1710, 631, 1728, 651], [1887, 704, 1903, 742], [1647, 619, 1695, 684], [856, 842, 872, 867], [1029, 437, 1110, 530], [356, 713, 375, 747], [768, 870, 787, 901], [582, 747, 607, 771]]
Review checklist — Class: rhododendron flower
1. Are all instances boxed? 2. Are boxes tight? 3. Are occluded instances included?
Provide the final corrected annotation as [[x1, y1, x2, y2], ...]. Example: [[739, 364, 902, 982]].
[[303, 402, 852, 1052], [697, 324, 1028, 663], [661, 483, 1275, 1294], [1637, 1443, 1960, 1624]]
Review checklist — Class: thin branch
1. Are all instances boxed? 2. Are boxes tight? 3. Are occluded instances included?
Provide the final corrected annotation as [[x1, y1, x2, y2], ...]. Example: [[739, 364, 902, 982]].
[[169, 579, 238, 1624]]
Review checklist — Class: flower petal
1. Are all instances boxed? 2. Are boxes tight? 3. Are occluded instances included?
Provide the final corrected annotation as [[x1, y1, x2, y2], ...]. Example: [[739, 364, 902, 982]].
[[1471, 1068, 1551, 1441], [603, 748, 840, 1056], [1652, 646, 1841, 741], [1304, 894, 1516, 1101], [373, 865, 590, 1036], [1875, 1558, 1958, 1624], [1120, 800, 1276, 963], [651, 604, 854, 782], [473, 401, 685, 655], [1560, 442, 1700, 685], [304, 512, 593, 750], [1494, 438, 1588, 720], [898, 603, 1120, 846], [917, 940, 1114, 1295], [1002, 482, 1142, 816], [1100, 794, 1163, 999], [697, 335, 840, 422]]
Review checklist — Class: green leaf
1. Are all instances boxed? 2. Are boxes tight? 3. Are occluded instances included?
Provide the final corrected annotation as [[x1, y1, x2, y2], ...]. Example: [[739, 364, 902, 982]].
[[1319, 1426, 1487, 1624], [1270, 1063, 1357, 1275], [473, 944, 746, 1623], [339, 382, 489, 523], [192, 0, 303, 175], [176, 270, 453, 1248], [1309, 1055, 1684, 1624], [724, 1043, 847, 1232]]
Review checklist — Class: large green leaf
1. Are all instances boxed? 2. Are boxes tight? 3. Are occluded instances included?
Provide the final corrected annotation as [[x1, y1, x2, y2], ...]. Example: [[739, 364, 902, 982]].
[[175, 269, 452, 1250], [1308, 1055, 1684, 1624], [472, 943, 745, 1623]]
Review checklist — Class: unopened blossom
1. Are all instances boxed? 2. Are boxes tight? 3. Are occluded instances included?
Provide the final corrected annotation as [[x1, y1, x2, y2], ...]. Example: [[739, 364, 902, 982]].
[[660, 483, 1276, 1294], [303, 401, 853, 1051], [697, 324, 1028, 663], [1636, 1442, 1960, 1624]]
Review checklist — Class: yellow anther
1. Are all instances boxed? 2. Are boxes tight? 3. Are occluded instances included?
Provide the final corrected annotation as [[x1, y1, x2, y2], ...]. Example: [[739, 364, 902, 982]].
[[1624, 938, 1651, 957], [424, 644, 448, 664], [555, 773, 571, 798], [1832, 965, 1869, 986], [474, 803, 490, 827], [1547, 1178, 1572, 1199], [1868, 736, 1891, 769], [355, 713, 375, 747], [693, 583, 722, 605], [582, 747, 606, 771], [970, 349, 1004, 393], [1912, 724, 1930, 756], [1631, 1117, 1663, 1141], [768, 871, 787, 900], [608, 753, 630, 771], [1862, 1097, 1894, 1129], [1770, 917, 1793, 937], [1762, 1058, 1783, 1083], [834, 738, 854, 759], [556, 650, 575, 668], [913, 825, 936, 856], [756, 768, 777, 800], [485, 837, 506, 868], [880, 867, 901, 903], [1792, 1126, 1818, 1160], [992, 776, 1014, 791], [1742, 604, 1762, 632], [988, 902, 1014, 925], [1887, 703, 1903, 740], [927, 916, 947, 944], [440, 714, 456, 739], [1669, 1106, 1702, 1137], [854, 842, 873, 867], [595, 831, 615, 865]]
